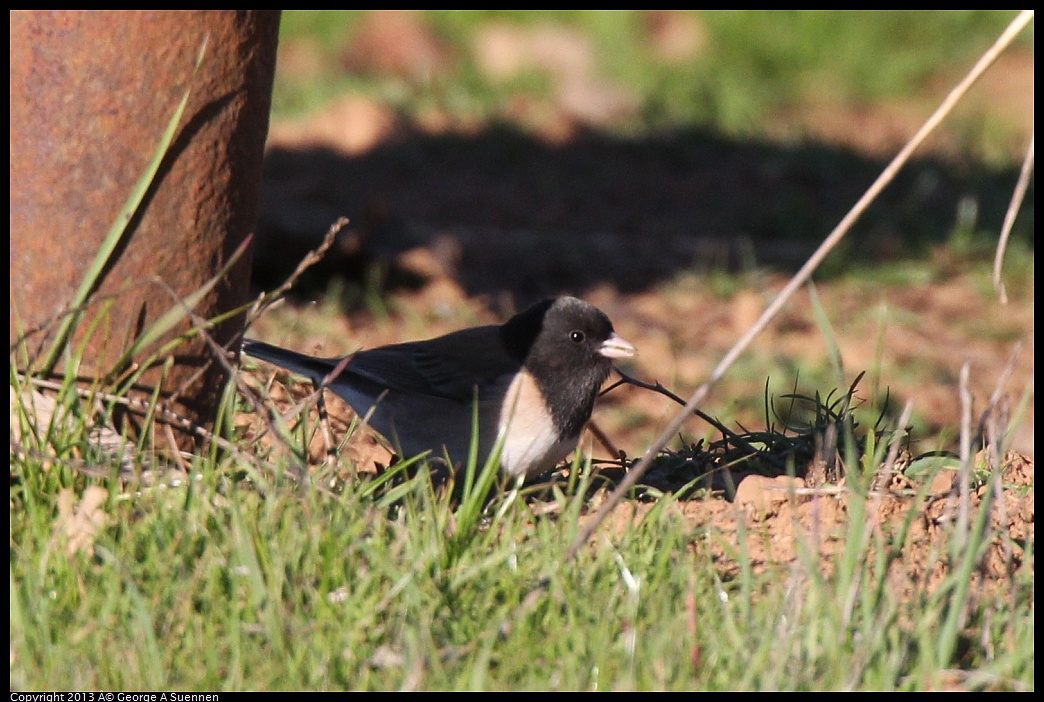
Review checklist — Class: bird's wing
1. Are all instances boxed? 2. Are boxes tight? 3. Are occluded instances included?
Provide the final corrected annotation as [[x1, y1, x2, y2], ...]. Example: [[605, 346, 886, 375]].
[[347, 326, 522, 402]]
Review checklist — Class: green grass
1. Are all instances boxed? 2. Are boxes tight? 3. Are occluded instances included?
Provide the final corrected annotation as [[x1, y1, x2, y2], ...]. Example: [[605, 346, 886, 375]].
[[11, 256, 1034, 690], [274, 10, 1028, 150], [9, 383, 1034, 690]]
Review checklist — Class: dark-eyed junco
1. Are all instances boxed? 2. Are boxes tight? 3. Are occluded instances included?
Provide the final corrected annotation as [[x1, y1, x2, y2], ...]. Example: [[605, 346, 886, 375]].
[[243, 296, 635, 479]]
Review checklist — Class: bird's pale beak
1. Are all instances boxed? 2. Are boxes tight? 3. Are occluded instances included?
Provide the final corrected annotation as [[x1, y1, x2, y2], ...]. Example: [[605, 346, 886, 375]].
[[599, 332, 636, 359]]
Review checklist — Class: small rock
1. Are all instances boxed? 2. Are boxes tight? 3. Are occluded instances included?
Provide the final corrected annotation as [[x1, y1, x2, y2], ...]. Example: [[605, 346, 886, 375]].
[[734, 474, 806, 519]]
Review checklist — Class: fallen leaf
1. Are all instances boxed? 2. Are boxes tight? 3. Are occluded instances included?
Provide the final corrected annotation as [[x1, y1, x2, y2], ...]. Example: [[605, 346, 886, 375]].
[[55, 486, 110, 557]]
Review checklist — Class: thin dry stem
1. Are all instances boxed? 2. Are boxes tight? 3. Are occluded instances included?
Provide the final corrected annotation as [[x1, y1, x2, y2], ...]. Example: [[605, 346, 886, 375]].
[[993, 134, 1034, 305], [981, 342, 1023, 447], [606, 368, 785, 470], [150, 276, 306, 472], [563, 9, 1035, 562], [867, 399, 915, 549], [241, 216, 363, 469], [881, 400, 915, 478], [957, 361, 973, 551], [316, 391, 338, 467], [586, 419, 620, 457], [246, 217, 350, 327], [162, 423, 191, 474], [20, 375, 270, 477]]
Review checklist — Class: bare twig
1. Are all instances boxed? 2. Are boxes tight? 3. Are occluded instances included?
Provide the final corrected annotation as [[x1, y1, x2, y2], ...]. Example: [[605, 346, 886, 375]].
[[993, 134, 1034, 305], [881, 400, 915, 479], [150, 276, 306, 472], [979, 342, 1023, 505], [162, 423, 191, 474], [585, 419, 620, 457], [246, 217, 351, 327], [563, 9, 1035, 561], [980, 342, 1022, 447], [867, 399, 915, 543], [14, 239, 297, 480], [603, 369, 736, 439], [316, 391, 338, 467], [990, 460, 1016, 598], [957, 361, 973, 551], [606, 368, 784, 469], [19, 374, 270, 477], [238, 216, 360, 469], [148, 218, 356, 471]]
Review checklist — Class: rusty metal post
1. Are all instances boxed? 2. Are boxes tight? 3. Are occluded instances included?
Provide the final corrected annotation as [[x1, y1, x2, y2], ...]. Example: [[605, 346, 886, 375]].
[[10, 10, 281, 447]]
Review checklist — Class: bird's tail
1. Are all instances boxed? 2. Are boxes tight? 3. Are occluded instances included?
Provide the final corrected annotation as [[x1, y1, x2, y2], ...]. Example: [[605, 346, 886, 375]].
[[241, 339, 341, 385]]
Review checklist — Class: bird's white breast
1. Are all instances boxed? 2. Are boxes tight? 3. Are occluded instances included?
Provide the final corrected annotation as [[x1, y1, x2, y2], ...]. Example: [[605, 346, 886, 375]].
[[496, 370, 578, 478]]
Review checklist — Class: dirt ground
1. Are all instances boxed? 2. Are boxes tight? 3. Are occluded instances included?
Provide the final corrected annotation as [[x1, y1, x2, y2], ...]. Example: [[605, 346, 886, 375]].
[[246, 17, 1032, 590]]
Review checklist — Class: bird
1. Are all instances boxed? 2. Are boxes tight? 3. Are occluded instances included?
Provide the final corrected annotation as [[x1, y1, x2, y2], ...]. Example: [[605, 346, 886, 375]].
[[242, 296, 635, 480]]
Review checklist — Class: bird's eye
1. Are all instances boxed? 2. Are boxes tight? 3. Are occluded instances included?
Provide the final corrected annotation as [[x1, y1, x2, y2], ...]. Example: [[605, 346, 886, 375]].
[[570, 330, 585, 343]]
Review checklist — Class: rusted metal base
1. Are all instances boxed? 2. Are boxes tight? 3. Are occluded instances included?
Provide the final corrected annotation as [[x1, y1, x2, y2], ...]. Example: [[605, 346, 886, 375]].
[[11, 10, 281, 449]]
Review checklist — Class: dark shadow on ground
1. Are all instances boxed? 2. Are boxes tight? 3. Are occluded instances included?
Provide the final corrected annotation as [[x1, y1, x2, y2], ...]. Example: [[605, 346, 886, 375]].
[[255, 123, 1032, 308]]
